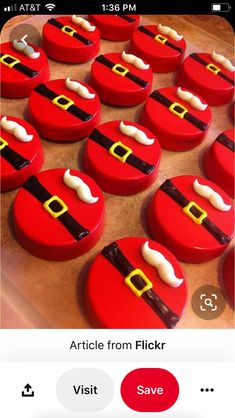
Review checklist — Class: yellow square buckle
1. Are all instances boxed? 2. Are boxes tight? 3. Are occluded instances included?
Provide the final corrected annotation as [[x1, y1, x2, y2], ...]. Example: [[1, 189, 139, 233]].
[[183, 201, 207, 225], [61, 25, 77, 37], [109, 141, 132, 163], [0, 53, 20, 68], [112, 63, 129, 77], [206, 63, 220, 75], [154, 34, 167, 44], [169, 102, 188, 119], [43, 195, 68, 218], [0, 137, 8, 150], [52, 94, 74, 110], [125, 268, 153, 297]]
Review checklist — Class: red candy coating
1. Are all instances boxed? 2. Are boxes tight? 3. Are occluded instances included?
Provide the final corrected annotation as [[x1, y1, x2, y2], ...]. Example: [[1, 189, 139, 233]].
[[89, 15, 140, 41], [85, 237, 187, 328], [0, 42, 49, 98], [203, 129, 234, 199], [13, 168, 105, 260], [222, 248, 234, 309], [0, 115, 43, 191], [148, 175, 234, 263]]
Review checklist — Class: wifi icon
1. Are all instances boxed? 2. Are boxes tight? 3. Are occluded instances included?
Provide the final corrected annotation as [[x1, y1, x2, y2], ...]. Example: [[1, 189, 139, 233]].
[[45, 3, 56, 11]]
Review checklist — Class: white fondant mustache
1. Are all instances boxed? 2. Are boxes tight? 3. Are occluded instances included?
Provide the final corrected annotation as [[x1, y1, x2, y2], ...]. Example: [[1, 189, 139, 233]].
[[176, 87, 208, 111], [121, 51, 150, 70], [158, 23, 183, 41], [12, 35, 40, 59], [141, 241, 183, 288], [71, 15, 96, 32], [65, 78, 95, 100], [0, 116, 33, 142], [119, 121, 154, 145], [63, 169, 99, 204], [193, 179, 231, 212], [211, 51, 235, 72]]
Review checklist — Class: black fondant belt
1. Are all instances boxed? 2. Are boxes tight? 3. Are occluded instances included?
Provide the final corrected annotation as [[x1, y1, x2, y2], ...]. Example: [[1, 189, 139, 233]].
[[118, 15, 136, 23], [89, 129, 155, 175], [22, 176, 89, 241], [0, 52, 39, 78], [150, 90, 208, 131], [0, 136, 30, 170], [47, 18, 93, 45], [34, 84, 92, 121], [160, 179, 231, 245], [95, 55, 148, 88], [102, 242, 180, 329], [216, 133, 234, 152], [190, 53, 234, 86], [138, 25, 183, 54]]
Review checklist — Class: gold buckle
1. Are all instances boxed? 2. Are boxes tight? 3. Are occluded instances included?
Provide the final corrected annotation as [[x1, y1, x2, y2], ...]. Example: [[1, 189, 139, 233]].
[[112, 63, 129, 77], [0, 53, 20, 68], [154, 34, 167, 44], [61, 25, 77, 37], [183, 201, 207, 225], [125, 268, 153, 297], [52, 94, 74, 110], [109, 141, 132, 163], [206, 63, 220, 75], [0, 137, 8, 150], [43, 195, 68, 218], [169, 102, 188, 119]]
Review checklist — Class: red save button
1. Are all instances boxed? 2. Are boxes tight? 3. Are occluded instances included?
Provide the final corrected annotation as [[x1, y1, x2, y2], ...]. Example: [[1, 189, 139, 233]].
[[121, 368, 179, 412]]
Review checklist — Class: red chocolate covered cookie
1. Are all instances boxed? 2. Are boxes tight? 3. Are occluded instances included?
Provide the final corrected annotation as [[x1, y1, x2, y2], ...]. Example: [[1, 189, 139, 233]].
[[148, 175, 234, 263], [203, 129, 234, 199], [176, 52, 234, 106], [140, 86, 211, 151], [28, 78, 101, 142], [89, 14, 140, 41], [13, 168, 105, 260], [84, 120, 161, 195], [129, 23, 186, 72], [90, 51, 153, 106], [0, 38, 49, 98], [42, 16, 100, 63], [85, 237, 187, 328], [222, 248, 234, 309], [0, 115, 43, 191]]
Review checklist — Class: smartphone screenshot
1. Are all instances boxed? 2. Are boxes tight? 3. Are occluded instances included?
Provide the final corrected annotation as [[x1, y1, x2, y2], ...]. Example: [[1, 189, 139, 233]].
[[0, 1, 234, 417]]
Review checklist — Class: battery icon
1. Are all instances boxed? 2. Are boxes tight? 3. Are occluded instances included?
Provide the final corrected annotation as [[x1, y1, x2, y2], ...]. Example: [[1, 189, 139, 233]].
[[211, 3, 231, 12]]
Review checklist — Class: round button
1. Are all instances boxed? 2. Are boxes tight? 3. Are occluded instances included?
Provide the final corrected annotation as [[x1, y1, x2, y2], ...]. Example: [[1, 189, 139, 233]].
[[121, 368, 179, 412]]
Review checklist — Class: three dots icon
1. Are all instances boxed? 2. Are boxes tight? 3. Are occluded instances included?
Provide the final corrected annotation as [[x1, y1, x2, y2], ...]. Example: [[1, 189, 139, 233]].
[[200, 388, 214, 392]]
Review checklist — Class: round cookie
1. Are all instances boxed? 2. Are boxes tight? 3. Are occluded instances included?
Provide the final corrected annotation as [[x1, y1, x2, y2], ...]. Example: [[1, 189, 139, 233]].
[[203, 129, 234, 199], [222, 248, 234, 309], [28, 78, 101, 142], [85, 237, 187, 329], [129, 24, 186, 72], [83, 120, 161, 195], [147, 175, 234, 263], [176, 52, 234, 106], [89, 14, 140, 41], [0, 115, 43, 191], [89, 51, 153, 106], [42, 16, 100, 63], [0, 40, 49, 98], [13, 168, 105, 260], [140, 86, 211, 151]]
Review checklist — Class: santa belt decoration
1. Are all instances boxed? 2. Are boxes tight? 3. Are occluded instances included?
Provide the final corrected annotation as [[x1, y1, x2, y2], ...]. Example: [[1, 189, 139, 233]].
[[119, 15, 136, 23], [138, 25, 183, 54], [102, 241, 180, 329], [161, 179, 231, 245], [22, 175, 90, 241], [216, 133, 234, 152], [190, 53, 234, 86], [150, 90, 208, 131], [34, 84, 93, 122], [47, 18, 93, 45], [0, 136, 30, 170], [0, 52, 39, 78], [95, 55, 148, 88], [89, 128, 155, 175]]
